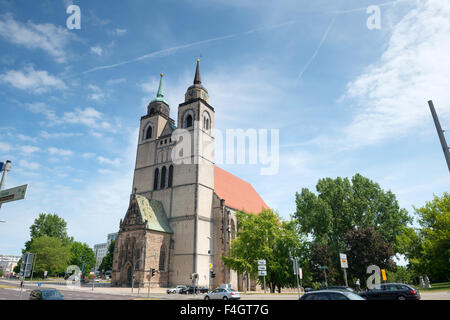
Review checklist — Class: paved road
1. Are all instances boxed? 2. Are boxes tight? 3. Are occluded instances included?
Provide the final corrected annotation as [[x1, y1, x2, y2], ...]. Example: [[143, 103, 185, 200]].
[[1, 280, 448, 300]]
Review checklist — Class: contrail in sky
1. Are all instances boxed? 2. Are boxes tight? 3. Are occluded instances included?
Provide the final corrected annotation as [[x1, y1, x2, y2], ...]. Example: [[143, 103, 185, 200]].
[[295, 15, 337, 85], [64, 20, 298, 79]]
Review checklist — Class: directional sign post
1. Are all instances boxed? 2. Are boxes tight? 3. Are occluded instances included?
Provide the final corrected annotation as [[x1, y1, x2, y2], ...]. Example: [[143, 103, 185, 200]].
[[0, 184, 27, 205], [258, 259, 267, 294], [340, 253, 349, 287]]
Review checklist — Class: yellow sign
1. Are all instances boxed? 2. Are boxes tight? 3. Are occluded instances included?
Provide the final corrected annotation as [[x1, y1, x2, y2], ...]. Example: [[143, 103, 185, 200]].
[[381, 269, 387, 281], [209, 264, 213, 269]]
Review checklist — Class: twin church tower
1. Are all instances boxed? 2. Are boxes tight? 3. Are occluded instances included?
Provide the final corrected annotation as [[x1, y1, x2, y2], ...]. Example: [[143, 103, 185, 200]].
[[111, 60, 268, 289]]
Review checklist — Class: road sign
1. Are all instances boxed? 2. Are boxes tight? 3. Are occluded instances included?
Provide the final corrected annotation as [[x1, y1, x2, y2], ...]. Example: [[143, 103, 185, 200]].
[[0, 162, 3, 171], [20, 253, 34, 277], [0, 184, 27, 205], [319, 266, 328, 269], [258, 271, 267, 276], [258, 265, 266, 271], [38, 282, 42, 287], [257, 260, 266, 265], [299, 268, 303, 280], [381, 269, 387, 281], [209, 264, 213, 269], [340, 253, 348, 269]]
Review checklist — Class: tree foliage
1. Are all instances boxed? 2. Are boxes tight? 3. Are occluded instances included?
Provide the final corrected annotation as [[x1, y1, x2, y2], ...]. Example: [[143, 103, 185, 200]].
[[343, 227, 394, 286], [222, 209, 305, 292], [68, 241, 96, 272], [28, 236, 70, 277], [99, 240, 115, 272], [294, 174, 411, 284], [399, 193, 450, 282], [25, 213, 73, 251]]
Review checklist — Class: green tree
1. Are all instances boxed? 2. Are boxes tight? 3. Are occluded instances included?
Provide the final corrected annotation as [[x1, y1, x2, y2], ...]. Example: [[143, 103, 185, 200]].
[[294, 174, 411, 283], [223, 209, 305, 292], [68, 242, 96, 273], [28, 236, 70, 277], [24, 213, 73, 251], [99, 240, 115, 272], [343, 227, 394, 287], [399, 193, 450, 282]]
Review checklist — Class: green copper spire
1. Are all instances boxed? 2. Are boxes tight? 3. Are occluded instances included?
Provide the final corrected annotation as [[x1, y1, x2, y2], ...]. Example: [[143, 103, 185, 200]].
[[150, 73, 168, 104]]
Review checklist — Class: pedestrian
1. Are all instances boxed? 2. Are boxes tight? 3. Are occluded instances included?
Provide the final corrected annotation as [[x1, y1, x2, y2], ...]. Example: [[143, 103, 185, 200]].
[[356, 279, 361, 292]]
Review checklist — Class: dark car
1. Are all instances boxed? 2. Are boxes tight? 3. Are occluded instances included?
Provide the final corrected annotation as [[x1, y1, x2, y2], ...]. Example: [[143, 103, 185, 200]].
[[359, 283, 420, 300], [181, 285, 209, 294], [300, 290, 365, 300], [325, 286, 355, 293], [29, 289, 64, 300]]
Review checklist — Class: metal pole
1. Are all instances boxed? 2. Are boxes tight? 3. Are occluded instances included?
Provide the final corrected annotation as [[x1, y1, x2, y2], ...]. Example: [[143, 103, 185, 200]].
[[30, 254, 37, 282], [343, 268, 348, 287], [428, 100, 450, 172], [263, 275, 266, 294], [19, 254, 28, 299], [295, 259, 300, 299], [0, 160, 12, 211], [323, 269, 328, 288]]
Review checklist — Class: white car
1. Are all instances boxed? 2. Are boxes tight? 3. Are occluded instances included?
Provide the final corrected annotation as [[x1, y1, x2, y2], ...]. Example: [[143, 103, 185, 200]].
[[167, 285, 187, 294], [204, 288, 240, 300]]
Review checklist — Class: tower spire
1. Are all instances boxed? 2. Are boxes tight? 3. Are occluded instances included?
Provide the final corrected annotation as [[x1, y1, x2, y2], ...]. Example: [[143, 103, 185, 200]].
[[194, 59, 201, 84], [157, 73, 164, 98]]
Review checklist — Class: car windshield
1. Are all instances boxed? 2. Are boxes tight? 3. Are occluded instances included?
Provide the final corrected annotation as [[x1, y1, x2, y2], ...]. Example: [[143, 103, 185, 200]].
[[228, 289, 236, 292], [344, 292, 365, 300], [42, 290, 62, 298]]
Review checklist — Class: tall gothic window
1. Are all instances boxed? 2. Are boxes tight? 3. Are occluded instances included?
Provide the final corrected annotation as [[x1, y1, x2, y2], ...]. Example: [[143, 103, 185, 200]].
[[153, 168, 159, 190], [186, 114, 193, 128], [168, 165, 174, 187], [145, 125, 152, 140], [159, 244, 166, 271], [160, 166, 166, 189]]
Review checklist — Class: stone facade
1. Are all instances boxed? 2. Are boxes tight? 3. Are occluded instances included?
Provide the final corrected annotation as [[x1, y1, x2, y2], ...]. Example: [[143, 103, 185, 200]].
[[112, 61, 267, 289]]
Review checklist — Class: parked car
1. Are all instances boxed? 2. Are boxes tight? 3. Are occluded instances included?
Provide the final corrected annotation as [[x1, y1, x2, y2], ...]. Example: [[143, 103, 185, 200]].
[[167, 285, 187, 294], [204, 288, 241, 300], [300, 290, 366, 300], [180, 285, 210, 294], [359, 283, 420, 300], [29, 289, 64, 300], [325, 286, 355, 293]]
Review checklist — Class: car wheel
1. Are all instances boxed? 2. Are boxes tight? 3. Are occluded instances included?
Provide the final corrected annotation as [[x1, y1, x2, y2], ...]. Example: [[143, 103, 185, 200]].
[[204, 296, 210, 300], [223, 296, 228, 300], [397, 295, 406, 300]]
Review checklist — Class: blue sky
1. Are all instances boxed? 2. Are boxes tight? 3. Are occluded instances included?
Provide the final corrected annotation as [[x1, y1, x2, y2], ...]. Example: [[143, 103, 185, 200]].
[[0, 0, 449, 256]]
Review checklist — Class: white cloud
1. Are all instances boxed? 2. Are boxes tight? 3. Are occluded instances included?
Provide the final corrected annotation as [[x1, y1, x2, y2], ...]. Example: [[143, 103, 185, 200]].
[[62, 107, 112, 130], [87, 84, 105, 101], [18, 159, 40, 170], [81, 152, 96, 159], [97, 156, 121, 167], [90, 46, 103, 56], [0, 142, 11, 153], [106, 78, 126, 86], [48, 147, 74, 156], [25, 102, 58, 121], [17, 134, 37, 143], [19, 145, 40, 154], [115, 28, 127, 36], [0, 13, 72, 63], [39, 130, 82, 139], [1, 66, 66, 94], [339, 0, 450, 149]]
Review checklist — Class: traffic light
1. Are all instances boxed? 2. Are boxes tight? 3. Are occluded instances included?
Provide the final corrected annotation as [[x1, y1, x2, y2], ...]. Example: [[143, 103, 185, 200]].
[[151, 268, 156, 277], [210, 270, 216, 278]]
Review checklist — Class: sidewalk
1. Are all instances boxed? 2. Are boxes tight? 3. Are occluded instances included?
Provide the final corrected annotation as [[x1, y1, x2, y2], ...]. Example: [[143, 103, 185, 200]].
[[0, 279, 169, 296]]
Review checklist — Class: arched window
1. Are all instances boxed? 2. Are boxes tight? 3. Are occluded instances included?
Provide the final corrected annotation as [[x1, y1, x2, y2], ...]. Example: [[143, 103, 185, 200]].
[[168, 165, 174, 188], [160, 166, 166, 189], [153, 168, 159, 190], [145, 126, 152, 140], [186, 114, 193, 128], [159, 244, 166, 271], [202, 111, 211, 131]]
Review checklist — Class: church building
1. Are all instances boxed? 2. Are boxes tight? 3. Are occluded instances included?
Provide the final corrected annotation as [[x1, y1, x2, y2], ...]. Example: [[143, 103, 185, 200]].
[[111, 60, 268, 290]]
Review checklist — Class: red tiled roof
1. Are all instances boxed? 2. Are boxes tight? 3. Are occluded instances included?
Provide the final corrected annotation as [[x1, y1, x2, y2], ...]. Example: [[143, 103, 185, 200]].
[[214, 166, 269, 214]]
